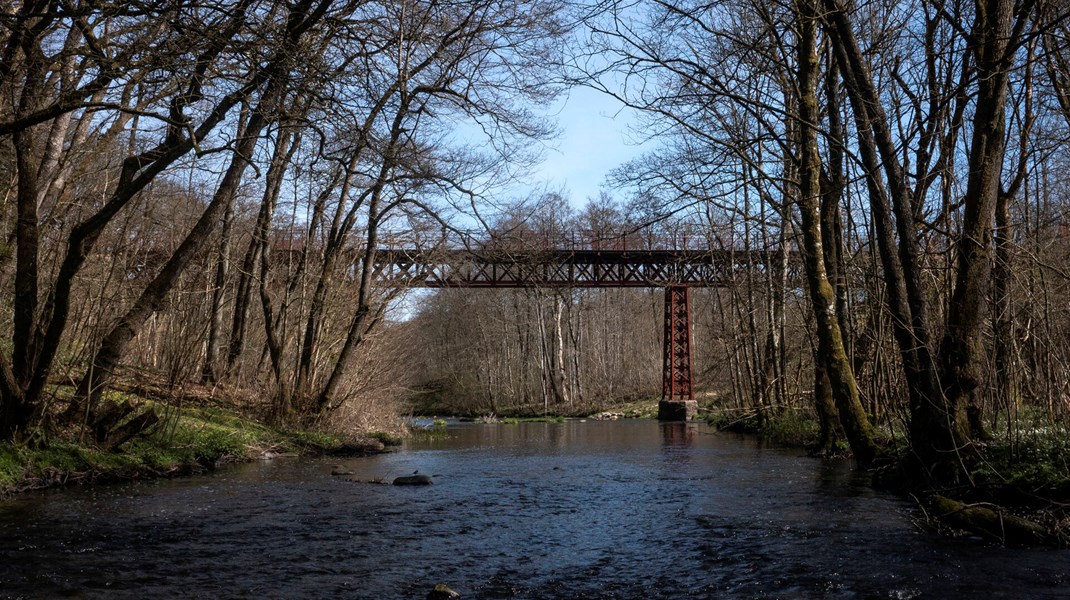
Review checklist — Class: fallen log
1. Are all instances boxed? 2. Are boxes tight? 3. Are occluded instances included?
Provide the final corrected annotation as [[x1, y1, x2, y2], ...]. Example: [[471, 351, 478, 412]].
[[931, 495, 1064, 547]]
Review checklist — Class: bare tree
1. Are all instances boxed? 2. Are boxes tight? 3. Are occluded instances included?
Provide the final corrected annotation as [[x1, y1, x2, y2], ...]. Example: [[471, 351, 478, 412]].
[[1, 1, 270, 439]]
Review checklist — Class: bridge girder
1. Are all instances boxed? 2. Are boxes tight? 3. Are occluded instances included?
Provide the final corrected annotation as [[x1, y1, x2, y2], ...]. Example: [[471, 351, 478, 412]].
[[373, 248, 785, 288]]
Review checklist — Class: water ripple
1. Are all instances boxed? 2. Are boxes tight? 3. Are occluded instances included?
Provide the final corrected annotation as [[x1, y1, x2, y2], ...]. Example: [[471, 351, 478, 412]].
[[1, 421, 1068, 599]]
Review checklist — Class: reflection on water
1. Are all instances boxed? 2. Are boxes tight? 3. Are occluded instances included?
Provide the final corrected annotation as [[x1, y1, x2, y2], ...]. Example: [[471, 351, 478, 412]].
[[0, 420, 1068, 599], [660, 421, 696, 447]]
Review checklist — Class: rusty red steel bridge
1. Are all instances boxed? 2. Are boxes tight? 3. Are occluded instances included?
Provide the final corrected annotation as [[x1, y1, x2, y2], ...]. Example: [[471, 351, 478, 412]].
[[374, 228, 788, 420]]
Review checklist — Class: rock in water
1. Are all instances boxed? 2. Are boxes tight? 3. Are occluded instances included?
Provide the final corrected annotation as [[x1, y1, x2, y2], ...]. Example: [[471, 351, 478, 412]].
[[427, 583, 460, 599], [393, 474, 433, 485]]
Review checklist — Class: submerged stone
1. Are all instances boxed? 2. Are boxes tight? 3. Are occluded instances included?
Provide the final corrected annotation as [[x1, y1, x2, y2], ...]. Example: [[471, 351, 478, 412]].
[[393, 474, 433, 485], [427, 583, 460, 599]]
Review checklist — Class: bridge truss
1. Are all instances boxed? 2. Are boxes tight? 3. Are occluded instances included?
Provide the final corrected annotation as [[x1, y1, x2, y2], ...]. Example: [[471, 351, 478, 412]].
[[373, 248, 777, 288]]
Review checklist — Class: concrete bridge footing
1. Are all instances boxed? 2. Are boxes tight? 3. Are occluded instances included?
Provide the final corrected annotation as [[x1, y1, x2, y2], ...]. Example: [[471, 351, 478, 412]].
[[657, 399, 697, 421]]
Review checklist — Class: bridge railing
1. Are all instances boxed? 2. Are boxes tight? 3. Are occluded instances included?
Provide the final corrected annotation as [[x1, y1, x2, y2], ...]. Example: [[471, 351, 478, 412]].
[[375, 225, 772, 254]]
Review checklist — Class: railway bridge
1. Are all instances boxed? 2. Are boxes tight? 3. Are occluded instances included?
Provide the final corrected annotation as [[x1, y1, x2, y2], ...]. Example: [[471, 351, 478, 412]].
[[374, 230, 784, 421]]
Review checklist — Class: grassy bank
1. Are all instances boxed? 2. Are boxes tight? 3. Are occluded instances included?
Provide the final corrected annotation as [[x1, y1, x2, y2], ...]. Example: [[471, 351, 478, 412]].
[[703, 406, 1070, 487], [410, 393, 665, 420], [702, 404, 1070, 544], [703, 406, 821, 446], [0, 397, 391, 498]]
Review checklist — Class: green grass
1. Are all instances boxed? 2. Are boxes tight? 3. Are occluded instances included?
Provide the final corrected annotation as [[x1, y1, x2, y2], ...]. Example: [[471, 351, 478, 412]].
[[705, 407, 763, 433], [501, 416, 567, 424], [972, 430, 1070, 490], [0, 402, 350, 496], [704, 405, 911, 452], [0, 437, 148, 493], [761, 409, 822, 447], [367, 430, 404, 447], [705, 406, 824, 448], [0, 443, 25, 489], [408, 426, 452, 442], [588, 398, 659, 419]]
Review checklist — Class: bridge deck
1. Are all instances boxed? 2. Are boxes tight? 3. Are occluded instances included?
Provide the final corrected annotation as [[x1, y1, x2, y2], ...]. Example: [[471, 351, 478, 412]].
[[374, 248, 780, 288]]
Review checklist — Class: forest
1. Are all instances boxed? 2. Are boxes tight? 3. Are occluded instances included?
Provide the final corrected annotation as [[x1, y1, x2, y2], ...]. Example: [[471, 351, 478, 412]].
[[2, 0, 1070, 514]]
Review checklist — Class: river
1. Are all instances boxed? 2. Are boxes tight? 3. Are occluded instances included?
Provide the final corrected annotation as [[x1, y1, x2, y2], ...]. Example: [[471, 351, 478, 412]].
[[0, 420, 1067, 599]]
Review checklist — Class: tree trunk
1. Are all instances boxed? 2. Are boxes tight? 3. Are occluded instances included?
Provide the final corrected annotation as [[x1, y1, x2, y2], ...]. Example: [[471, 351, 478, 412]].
[[294, 149, 370, 405], [226, 123, 300, 377], [936, 0, 1019, 475], [201, 175, 238, 384], [823, 0, 951, 483], [989, 188, 1014, 438], [552, 293, 570, 407], [73, 0, 334, 415], [796, 0, 877, 467], [812, 365, 841, 455], [991, 26, 1037, 437], [810, 45, 850, 454], [1, 31, 49, 438], [258, 221, 290, 423]]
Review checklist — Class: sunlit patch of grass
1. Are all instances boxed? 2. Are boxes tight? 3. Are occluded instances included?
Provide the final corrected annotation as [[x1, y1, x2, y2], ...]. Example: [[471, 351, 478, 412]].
[[608, 398, 659, 419], [408, 427, 452, 443], [287, 429, 346, 452], [501, 416, 566, 424], [0, 401, 351, 496], [367, 431, 404, 447]]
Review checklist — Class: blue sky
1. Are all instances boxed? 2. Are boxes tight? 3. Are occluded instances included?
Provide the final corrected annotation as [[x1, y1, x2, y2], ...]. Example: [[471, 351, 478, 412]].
[[527, 85, 651, 207]]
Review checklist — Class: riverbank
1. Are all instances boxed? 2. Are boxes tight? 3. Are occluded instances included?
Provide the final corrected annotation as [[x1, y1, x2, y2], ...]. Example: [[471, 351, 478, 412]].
[[415, 397, 667, 422], [703, 405, 838, 449], [703, 404, 1070, 546], [0, 389, 396, 498]]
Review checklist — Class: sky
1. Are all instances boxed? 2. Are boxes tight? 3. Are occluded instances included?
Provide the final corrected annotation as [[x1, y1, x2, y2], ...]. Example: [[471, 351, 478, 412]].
[[525, 85, 652, 208]]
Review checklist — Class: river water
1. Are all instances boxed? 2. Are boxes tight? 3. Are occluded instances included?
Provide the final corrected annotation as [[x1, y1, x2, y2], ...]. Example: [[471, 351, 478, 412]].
[[1, 420, 1067, 599]]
